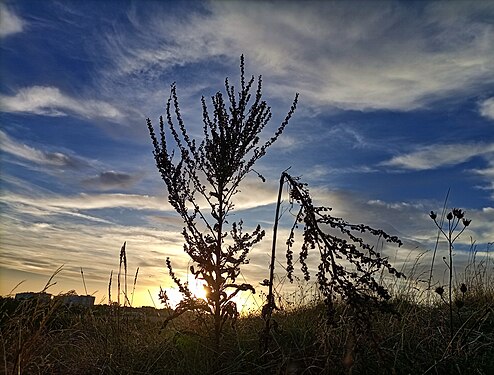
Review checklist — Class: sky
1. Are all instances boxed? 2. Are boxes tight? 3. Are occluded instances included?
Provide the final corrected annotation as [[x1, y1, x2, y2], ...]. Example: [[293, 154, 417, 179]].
[[1, 0, 493, 311]]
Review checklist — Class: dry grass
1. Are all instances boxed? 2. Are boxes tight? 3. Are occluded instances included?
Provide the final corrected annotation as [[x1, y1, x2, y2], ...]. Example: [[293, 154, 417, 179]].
[[1, 277, 493, 374]]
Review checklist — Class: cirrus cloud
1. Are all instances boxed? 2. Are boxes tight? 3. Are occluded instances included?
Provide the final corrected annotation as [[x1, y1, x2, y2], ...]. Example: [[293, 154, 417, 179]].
[[381, 143, 494, 171], [1, 192, 168, 213], [0, 86, 123, 120], [479, 98, 494, 121], [0, 129, 89, 169], [82, 171, 142, 191], [0, 3, 24, 38], [104, 1, 494, 112]]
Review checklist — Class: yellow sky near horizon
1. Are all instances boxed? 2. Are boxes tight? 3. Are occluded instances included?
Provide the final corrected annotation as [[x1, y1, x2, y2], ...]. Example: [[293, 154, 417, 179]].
[[0, 264, 268, 314]]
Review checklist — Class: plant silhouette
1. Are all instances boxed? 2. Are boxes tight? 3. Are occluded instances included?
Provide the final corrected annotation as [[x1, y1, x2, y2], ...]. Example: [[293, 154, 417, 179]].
[[263, 172, 405, 350], [430, 208, 471, 341], [147, 56, 298, 349]]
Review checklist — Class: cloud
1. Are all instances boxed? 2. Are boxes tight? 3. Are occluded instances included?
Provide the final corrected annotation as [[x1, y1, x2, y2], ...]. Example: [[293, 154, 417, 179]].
[[0, 212, 186, 299], [105, 1, 494, 112], [232, 178, 280, 210], [479, 98, 494, 120], [0, 4, 24, 37], [0, 129, 89, 169], [1, 192, 169, 215], [82, 171, 141, 191], [0, 86, 123, 120], [381, 143, 494, 171], [472, 161, 494, 199]]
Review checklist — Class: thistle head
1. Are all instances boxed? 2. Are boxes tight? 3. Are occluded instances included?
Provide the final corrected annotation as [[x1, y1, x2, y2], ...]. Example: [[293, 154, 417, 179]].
[[435, 286, 445, 296]]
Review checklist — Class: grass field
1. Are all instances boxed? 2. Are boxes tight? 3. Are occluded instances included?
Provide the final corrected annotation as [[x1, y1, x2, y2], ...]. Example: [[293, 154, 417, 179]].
[[1, 255, 493, 375]]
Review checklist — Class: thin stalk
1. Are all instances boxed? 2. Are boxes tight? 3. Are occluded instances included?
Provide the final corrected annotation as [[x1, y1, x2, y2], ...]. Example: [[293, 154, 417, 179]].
[[80, 267, 88, 295], [448, 223, 454, 340], [428, 188, 450, 293], [263, 171, 286, 352], [108, 270, 113, 305], [131, 267, 139, 307]]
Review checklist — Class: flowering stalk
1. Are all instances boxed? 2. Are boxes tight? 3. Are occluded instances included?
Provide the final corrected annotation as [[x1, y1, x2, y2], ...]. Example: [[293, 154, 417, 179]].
[[430, 208, 471, 340]]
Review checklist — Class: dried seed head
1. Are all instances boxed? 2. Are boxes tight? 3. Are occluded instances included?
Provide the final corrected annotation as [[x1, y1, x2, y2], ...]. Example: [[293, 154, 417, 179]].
[[429, 211, 437, 220], [435, 286, 445, 296], [260, 279, 270, 286], [453, 208, 464, 219], [462, 218, 471, 227], [460, 283, 468, 294], [446, 212, 453, 220]]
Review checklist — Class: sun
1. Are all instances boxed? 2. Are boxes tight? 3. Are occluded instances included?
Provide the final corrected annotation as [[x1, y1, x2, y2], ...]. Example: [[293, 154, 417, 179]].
[[186, 278, 208, 300], [161, 278, 208, 308], [161, 278, 262, 314]]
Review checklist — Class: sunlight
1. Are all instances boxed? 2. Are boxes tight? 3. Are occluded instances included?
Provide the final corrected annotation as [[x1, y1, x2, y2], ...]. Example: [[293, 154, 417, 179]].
[[160, 278, 263, 315], [161, 278, 208, 308], [187, 278, 208, 301]]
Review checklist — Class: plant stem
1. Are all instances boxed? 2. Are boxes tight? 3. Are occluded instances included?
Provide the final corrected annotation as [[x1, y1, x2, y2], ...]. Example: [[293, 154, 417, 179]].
[[428, 188, 450, 294], [263, 171, 286, 352], [448, 224, 454, 341], [214, 185, 224, 352]]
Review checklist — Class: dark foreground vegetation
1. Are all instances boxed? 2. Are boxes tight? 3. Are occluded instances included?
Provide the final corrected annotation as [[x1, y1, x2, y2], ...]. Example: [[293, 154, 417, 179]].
[[2, 267, 493, 375]]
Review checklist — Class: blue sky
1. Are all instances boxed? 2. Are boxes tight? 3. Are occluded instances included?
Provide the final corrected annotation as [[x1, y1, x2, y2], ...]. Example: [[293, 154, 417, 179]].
[[1, 0, 493, 309]]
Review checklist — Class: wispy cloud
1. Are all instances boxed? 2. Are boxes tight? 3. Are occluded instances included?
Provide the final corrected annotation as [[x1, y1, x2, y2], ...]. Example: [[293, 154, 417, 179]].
[[0, 213, 186, 295], [479, 98, 494, 120], [381, 143, 494, 171], [104, 1, 494, 112], [1, 192, 169, 215], [0, 86, 123, 120], [0, 130, 89, 169], [82, 171, 142, 191], [0, 3, 24, 38], [324, 124, 375, 149], [472, 161, 494, 199]]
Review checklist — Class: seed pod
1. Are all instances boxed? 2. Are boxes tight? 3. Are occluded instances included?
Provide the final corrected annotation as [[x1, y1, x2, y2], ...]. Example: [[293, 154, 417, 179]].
[[453, 208, 464, 219], [435, 286, 444, 296], [460, 283, 467, 294], [429, 211, 437, 220]]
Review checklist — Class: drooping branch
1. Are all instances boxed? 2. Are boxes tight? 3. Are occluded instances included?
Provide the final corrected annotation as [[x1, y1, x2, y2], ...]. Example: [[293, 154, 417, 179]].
[[263, 172, 404, 350], [284, 173, 404, 313]]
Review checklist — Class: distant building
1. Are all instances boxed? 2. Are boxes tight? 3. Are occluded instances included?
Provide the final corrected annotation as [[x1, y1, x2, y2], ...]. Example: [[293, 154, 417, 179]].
[[55, 294, 95, 307], [15, 292, 52, 303], [14, 291, 95, 307]]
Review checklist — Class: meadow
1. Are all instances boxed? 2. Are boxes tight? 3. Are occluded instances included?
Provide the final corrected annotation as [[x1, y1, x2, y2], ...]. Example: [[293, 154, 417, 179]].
[[1, 249, 493, 375]]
